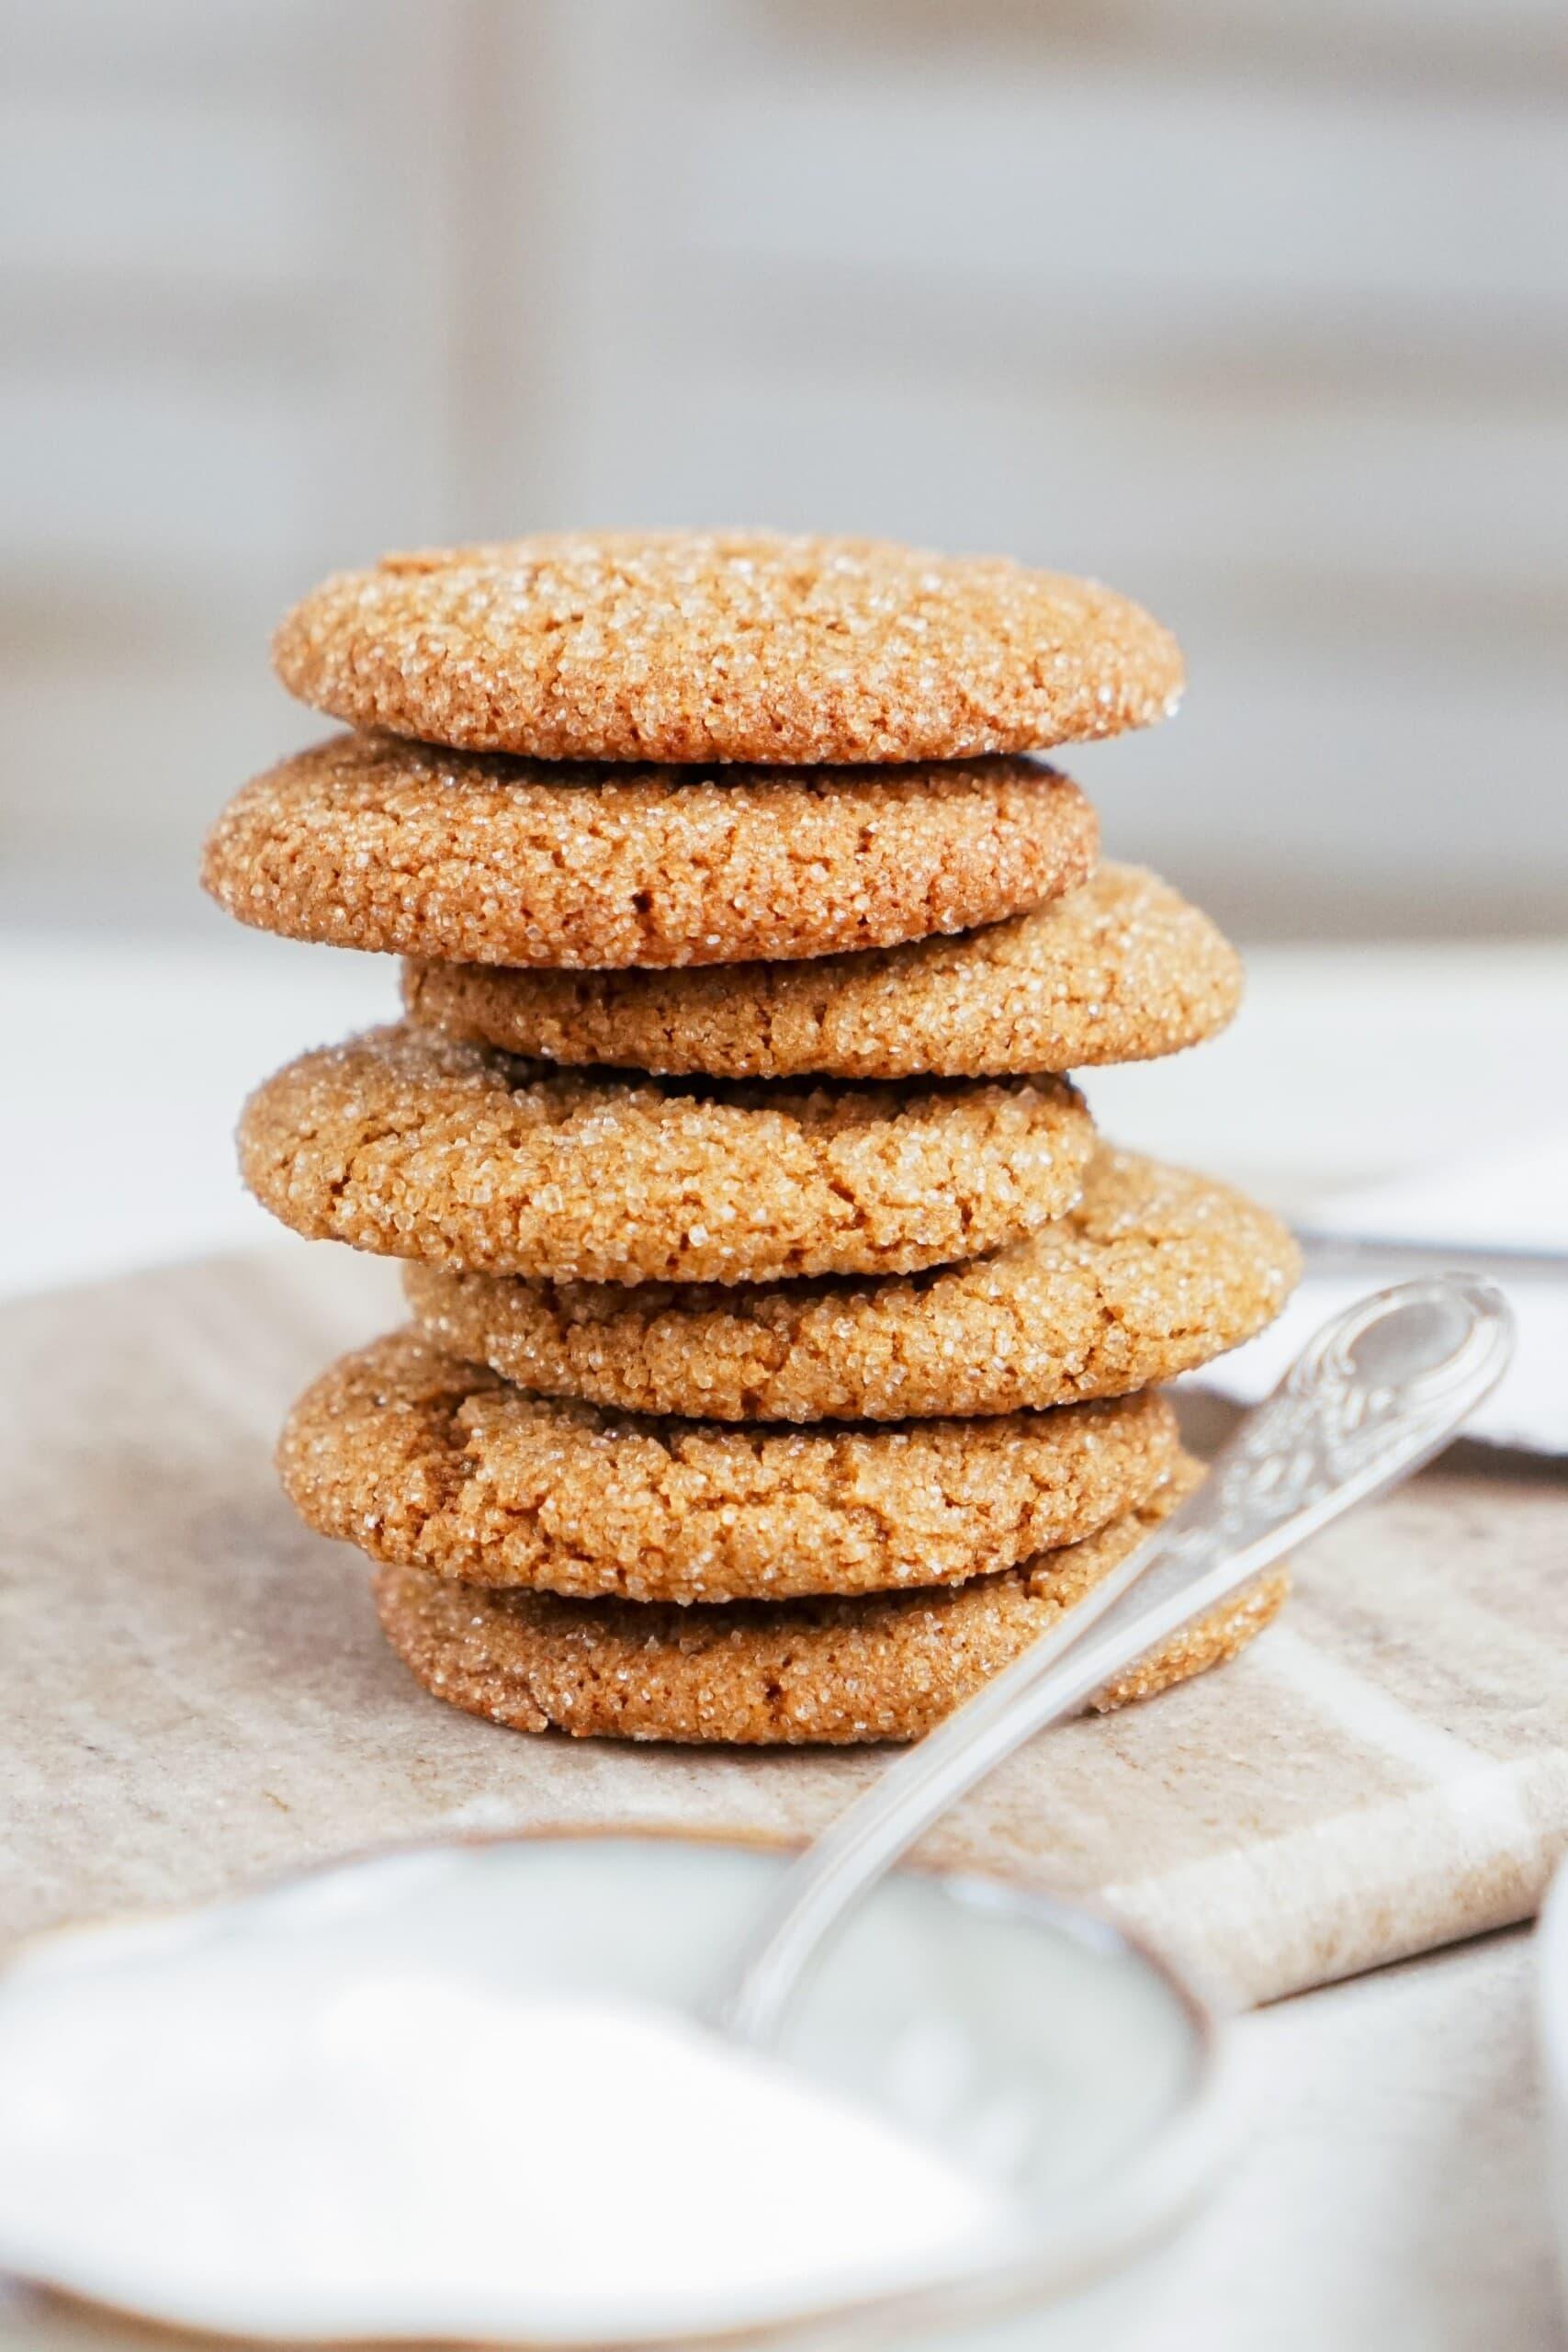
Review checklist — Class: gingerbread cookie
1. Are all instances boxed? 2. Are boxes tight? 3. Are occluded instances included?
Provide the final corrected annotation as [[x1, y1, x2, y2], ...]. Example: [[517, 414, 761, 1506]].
[[240, 1023, 1095, 1285], [403, 864, 1240, 1081], [201, 735, 1099, 969], [371, 1460, 1290, 1745], [271, 531, 1183, 765], [405, 1148, 1298, 1419], [279, 1329, 1179, 1603]]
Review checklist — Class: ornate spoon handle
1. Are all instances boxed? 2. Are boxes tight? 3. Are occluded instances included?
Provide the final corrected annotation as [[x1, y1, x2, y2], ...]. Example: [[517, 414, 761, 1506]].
[[717, 1277, 1513, 2048]]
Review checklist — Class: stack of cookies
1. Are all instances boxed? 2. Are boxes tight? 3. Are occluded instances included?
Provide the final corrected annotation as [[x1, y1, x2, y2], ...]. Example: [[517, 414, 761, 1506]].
[[201, 533, 1300, 1747]]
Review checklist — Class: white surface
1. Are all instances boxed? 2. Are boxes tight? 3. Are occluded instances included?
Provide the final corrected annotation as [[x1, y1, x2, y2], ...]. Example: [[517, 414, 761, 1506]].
[[0, 927, 393, 1298], [1204, 1128, 1568, 1453], [1150, 1928, 1558, 2352], [2, 932, 1564, 2349]]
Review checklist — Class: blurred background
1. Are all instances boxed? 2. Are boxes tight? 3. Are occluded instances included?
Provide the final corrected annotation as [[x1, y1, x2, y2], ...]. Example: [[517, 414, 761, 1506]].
[[6, 0, 1566, 940], [2, 0, 1565, 1289]]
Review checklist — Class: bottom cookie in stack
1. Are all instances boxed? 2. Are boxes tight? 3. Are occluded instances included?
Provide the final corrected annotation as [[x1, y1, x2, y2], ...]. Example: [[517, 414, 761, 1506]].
[[369, 1463, 1287, 1747]]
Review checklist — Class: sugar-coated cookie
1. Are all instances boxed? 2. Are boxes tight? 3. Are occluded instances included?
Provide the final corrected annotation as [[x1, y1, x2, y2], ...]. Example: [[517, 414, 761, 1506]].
[[271, 531, 1183, 765], [371, 1460, 1289, 1745], [401, 864, 1239, 1081], [279, 1329, 1179, 1603], [201, 735, 1099, 968], [239, 1023, 1095, 1285], [404, 1149, 1298, 1419]]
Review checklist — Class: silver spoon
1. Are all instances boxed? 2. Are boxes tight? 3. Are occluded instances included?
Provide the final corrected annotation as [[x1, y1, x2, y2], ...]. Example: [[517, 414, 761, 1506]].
[[717, 1275, 1513, 2047]]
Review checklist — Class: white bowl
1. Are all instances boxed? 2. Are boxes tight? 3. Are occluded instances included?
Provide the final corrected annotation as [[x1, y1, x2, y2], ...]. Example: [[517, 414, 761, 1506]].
[[0, 1834, 1235, 2349]]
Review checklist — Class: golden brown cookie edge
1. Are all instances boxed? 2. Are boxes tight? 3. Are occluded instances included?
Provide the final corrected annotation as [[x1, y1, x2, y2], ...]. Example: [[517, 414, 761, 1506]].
[[399, 864, 1243, 1080], [401, 1149, 1300, 1419], [279, 1326, 1182, 1602], [369, 1463, 1289, 1745]]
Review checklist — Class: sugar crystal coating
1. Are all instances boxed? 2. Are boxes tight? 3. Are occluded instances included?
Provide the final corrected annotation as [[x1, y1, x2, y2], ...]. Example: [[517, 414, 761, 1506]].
[[238, 1022, 1096, 1285], [200, 734, 1099, 968], [278, 1329, 1179, 1603], [371, 1459, 1290, 1745], [403, 863, 1241, 1080], [404, 1148, 1299, 1420], [271, 530, 1184, 766]]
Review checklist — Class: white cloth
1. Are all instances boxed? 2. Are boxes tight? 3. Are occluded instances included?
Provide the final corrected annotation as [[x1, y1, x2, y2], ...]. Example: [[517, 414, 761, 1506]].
[[1201, 1128, 1568, 1455]]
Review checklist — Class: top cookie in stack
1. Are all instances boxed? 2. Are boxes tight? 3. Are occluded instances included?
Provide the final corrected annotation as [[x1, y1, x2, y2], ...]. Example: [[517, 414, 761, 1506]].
[[201, 532, 1299, 1746], [207, 531, 1179, 967]]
